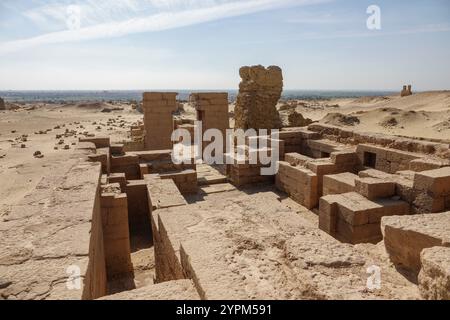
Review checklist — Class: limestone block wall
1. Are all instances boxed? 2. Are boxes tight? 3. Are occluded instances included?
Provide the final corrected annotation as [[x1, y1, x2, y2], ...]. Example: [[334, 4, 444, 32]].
[[276, 148, 360, 208], [157, 170, 198, 194], [320, 192, 410, 244], [125, 180, 152, 239], [79, 136, 111, 149], [146, 179, 187, 283], [308, 123, 450, 158], [276, 161, 319, 209], [190, 93, 229, 149], [381, 212, 450, 278], [226, 149, 275, 187], [413, 167, 450, 213], [100, 192, 134, 280], [142, 92, 178, 150], [110, 154, 140, 180], [356, 144, 422, 174], [83, 186, 108, 300]]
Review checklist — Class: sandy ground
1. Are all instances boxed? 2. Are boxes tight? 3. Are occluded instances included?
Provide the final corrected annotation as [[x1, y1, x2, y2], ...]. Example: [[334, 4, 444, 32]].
[[279, 91, 450, 141], [0, 102, 141, 209]]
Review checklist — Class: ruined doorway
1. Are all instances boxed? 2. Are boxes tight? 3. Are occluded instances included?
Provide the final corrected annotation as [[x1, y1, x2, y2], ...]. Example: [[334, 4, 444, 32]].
[[364, 152, 377, 168]]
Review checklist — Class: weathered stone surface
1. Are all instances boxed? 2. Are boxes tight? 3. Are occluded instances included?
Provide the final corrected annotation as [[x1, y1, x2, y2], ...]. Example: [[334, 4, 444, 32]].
[[0, 160, 106, 300], [144, 175, 187, 210], [99, 280, 199, 300], [355, 177, 396, 200], [381, 212, 450, 277], [234, 65, 283, 130], [0, 97, 5, 110], [418, 246, 450, 300], [153, 185, 419, 299], [323, 172, 357, 196], [142, 92, 178, 151]]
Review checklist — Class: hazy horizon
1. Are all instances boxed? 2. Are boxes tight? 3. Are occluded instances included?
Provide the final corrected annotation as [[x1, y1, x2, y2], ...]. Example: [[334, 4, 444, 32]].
[[1, 0, 449, 91]]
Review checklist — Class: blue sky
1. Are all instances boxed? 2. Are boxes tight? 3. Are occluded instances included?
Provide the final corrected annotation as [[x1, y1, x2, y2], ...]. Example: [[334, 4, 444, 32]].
[[0, 0, 449, 90]]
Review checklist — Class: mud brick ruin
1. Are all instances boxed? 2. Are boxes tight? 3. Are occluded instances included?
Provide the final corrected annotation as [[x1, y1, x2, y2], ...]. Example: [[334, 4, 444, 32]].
[[1, 66, 449, 301], [401, 85, 413, 97], [234, 65, 283, 130]]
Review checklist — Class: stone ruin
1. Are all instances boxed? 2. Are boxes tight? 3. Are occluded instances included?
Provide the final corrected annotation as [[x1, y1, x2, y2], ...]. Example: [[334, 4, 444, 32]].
[[234, 65, 283, 130], [0, 97, 5, 110], [401, 84, 413, 97], [1, 68, 449, 301]]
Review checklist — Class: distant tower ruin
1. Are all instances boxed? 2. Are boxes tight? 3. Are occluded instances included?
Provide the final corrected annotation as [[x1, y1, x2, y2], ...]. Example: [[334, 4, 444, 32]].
[[401, 84, 413, 97], [234, 65, 283, 130]]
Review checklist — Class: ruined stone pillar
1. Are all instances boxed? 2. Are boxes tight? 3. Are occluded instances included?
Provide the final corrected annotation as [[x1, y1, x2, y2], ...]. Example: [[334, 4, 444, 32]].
[[142, 92, 178, 150], [234, 65, 283, 130], [401, 85, 412, 97], [0, 97, 5, 110]]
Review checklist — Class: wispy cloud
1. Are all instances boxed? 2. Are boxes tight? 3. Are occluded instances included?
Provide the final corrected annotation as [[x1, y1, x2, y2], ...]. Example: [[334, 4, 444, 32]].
[[0, 0, 329, 55], [285, 13, 344, 24], [299, 22, 450, 40]]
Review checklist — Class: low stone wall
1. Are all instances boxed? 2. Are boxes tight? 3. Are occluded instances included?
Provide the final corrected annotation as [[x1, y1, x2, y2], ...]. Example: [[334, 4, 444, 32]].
[[276, 161, 319, 209], [308, 123, 450, 158], [381, 212, 450, 279], [356, 144, 422, 174], [0, 158, 108, 300], [100, 191, 133, 281], [320, 192, 410, 244], [125, 180, 152, 238]]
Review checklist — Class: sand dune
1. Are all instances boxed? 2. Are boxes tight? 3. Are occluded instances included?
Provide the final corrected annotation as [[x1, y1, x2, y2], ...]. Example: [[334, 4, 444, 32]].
[[286, 91, 450, 141]]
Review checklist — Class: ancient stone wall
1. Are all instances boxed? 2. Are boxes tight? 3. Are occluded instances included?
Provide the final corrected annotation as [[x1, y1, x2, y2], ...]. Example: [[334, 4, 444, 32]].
[[234, 65, 283, 130], [190, 93, 229, 133], [100, 190, 134, 280], [142, 92, 178, 150], [276, 161, 319, 209], [308, 123, 450, 158], [190, 92, 229, 157]]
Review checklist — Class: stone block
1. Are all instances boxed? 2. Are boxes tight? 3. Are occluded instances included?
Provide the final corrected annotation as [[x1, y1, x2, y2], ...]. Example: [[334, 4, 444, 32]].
[[79, 136, 110, 149], [355, 177, 396, 200], [418, 246, 450, 300], [381, 212, 450, 277], [323, 172, 357, 196], [413, 167, 450, 197]]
